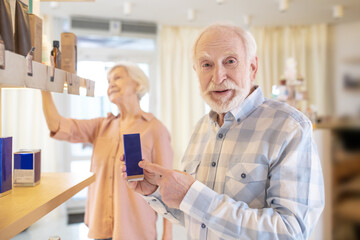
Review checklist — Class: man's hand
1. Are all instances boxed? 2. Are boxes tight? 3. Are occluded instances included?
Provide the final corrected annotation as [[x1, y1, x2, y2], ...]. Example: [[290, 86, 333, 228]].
[[140, 161, 196, 209], [120, 156, 160, 196]]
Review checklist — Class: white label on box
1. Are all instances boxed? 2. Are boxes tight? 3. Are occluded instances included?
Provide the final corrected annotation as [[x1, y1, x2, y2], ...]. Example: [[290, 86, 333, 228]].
[[14, 169, 34, 183]]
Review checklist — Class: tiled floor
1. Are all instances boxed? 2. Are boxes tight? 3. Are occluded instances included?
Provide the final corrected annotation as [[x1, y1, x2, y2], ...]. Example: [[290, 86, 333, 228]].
[[12, 205, 186, 240]]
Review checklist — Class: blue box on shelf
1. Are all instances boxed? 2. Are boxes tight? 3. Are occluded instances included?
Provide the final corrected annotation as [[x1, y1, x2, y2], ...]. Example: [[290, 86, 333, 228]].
[[14, 149, 41, 186], [0, 137, 13, 197]]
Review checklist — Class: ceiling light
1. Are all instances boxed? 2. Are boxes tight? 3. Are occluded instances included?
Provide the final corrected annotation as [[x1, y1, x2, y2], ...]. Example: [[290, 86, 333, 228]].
[[123, 2, 132, 16], [279, 0, 288, 12], [243, 15, 251, 27], [333, 5, 344, 19], [216, 0, 226, 4], [187, 8, 196, 21], [50, 2, 60, 9]]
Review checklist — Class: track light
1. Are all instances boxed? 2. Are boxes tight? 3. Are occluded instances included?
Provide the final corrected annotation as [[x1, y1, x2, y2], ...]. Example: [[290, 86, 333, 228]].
[[333, 5, 344, 19], [123, 2, 132, 16], [187, 8, 196, 21], [279, 0, 289, 12]]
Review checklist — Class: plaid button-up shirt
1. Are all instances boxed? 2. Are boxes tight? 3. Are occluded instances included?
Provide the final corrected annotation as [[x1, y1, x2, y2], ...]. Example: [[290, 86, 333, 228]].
[[145, 86, 324, 240]]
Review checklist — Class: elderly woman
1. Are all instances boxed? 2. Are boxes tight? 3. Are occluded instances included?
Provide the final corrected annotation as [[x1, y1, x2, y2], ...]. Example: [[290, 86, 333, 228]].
[[41, 61, 173, 240]]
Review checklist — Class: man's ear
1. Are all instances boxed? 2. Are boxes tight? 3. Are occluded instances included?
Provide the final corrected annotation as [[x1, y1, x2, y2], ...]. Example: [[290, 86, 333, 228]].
[[249, 57, 258, 82]]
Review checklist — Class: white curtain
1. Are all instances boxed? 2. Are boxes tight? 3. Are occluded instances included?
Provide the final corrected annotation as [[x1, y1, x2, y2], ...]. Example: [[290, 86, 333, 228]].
[[1, 89, 65, 172], [156, 26, 205, 169], [250, 24, 330, 115]]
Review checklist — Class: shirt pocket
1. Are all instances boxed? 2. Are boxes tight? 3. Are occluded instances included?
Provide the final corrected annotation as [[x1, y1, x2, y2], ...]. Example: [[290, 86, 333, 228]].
[[224, 163, 268, 207]]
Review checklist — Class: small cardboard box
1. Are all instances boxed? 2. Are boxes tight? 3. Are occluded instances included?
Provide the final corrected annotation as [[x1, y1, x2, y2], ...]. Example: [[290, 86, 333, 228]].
[[29, 14, 42, 63], [14, 149, 41, 187], [61, 32, 77, 74], [0, 137, 12, 197]]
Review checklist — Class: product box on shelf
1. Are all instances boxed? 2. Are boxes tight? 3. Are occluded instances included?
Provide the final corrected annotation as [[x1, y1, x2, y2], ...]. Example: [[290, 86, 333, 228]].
[[61, 32, 77, 74], [0, 137, 12, 197], [13, 149, 41, 187], [29, 14, 43, 63]]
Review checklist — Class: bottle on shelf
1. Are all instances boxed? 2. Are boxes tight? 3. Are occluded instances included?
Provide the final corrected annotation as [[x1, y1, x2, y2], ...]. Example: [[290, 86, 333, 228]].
[[50, 40, 61, 68], [50, 40, 61, 82]]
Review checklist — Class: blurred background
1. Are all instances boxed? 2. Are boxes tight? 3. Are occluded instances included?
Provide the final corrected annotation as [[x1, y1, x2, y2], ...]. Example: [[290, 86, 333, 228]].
[[2, 0, 360, 239]]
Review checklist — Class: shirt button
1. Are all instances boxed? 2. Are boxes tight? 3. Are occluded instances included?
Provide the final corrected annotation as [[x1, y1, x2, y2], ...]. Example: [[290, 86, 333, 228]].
[[184, 169, 187, 172], [201, 223, 206, 228], [211, 162, 216, 167], [241, 173, 246, 179], [218, 133, 223, 138], [237, 118, 241, 123]]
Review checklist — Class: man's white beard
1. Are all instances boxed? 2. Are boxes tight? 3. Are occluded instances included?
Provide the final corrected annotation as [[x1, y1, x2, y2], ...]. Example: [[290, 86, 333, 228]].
[[201, 79, 250, 114]]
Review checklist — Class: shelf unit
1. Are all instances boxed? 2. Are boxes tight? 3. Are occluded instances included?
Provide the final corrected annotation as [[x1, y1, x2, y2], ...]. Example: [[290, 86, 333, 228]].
[[316, 118, 360, 240], [0, 172, 95, 239], [0, 49, 97, 239]]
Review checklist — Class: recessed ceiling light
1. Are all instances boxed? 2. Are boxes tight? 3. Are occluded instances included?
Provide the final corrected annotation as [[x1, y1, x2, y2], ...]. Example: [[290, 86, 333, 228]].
[[216, 0, 226, 5]]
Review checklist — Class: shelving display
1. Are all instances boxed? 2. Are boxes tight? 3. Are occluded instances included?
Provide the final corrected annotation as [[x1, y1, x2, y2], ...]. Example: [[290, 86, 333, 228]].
[[0, 50, 95, 96]]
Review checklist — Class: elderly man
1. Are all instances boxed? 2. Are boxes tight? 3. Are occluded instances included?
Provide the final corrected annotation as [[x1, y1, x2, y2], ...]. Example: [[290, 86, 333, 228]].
[[122, 23, 324, 240]]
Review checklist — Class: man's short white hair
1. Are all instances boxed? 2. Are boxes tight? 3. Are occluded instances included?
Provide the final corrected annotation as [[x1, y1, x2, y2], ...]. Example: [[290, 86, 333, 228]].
[[192, 23, 257, 64], [107, 61, 150, 100]]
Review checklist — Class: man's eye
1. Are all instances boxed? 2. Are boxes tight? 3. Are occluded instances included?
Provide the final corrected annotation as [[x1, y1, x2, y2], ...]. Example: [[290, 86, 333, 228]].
[[226, 58, 237, 65], [201, 63, 211, 68]]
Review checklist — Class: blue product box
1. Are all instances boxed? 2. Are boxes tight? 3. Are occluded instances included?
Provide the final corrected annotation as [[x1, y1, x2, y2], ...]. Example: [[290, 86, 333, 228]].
[[13, 149, 41, 186], [0, 137, 12, 197]]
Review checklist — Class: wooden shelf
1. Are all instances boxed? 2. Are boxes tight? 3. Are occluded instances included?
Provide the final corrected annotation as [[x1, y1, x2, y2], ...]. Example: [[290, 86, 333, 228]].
[[0, 50, 95, 96], [0, 172, 95, 239]]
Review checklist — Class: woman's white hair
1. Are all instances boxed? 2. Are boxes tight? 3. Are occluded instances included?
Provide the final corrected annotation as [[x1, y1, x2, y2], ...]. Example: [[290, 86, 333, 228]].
[[192, 23, 257, 64], [107, 61, 150, 100]]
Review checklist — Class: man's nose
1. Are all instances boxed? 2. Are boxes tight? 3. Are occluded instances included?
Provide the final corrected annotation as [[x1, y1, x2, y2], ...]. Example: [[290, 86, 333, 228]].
[[212, 65, 226, 84]]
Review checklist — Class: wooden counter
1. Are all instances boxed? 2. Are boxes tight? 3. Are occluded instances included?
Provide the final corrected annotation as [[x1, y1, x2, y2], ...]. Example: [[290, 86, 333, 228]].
[[0, 172, 95, 240]]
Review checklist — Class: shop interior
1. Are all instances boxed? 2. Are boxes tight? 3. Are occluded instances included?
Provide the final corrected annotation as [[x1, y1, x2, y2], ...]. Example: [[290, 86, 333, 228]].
[[1, 0, 360, 239]]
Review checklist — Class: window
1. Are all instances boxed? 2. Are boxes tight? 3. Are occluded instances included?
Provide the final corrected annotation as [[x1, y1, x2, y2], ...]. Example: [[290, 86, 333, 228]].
[[65, 35, 156, 214]]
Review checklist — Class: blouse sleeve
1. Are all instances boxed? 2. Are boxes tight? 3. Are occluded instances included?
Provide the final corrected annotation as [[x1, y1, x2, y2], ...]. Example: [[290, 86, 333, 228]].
[[51, 116, 104, 144]]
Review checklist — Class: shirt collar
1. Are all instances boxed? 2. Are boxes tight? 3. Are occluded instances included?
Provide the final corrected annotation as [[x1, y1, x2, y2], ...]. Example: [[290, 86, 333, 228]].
[[209, 85, 265, 124], [107, 111, 154, 122]]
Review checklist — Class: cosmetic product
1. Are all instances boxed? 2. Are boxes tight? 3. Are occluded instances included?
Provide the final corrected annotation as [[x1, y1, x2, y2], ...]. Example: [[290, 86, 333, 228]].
[[0, 137, 12, 197], [0, 0, 15, 51], [14, 0, 31, 56], [29, 14, 42, 63], [61, 32, 77, 74], [50, 40, 61, 82], [50, 40, 61, 68], [14, 149, 41, 187]]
